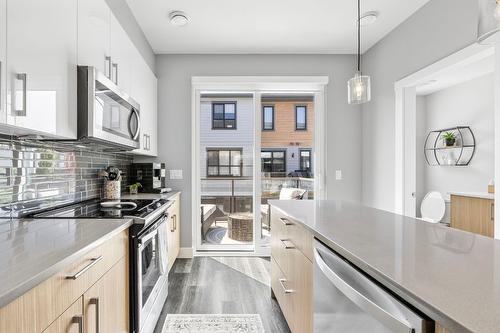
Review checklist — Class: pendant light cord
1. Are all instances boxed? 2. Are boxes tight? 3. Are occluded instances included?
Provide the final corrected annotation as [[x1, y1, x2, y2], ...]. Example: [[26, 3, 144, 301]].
[[357, 0, 361, 72]]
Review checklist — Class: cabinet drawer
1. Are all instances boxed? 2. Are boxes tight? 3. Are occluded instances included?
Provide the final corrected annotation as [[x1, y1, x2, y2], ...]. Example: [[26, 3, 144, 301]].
[[42, 297, 83, 333], [271, 257, 292, 324], [0, 230, 128, 333], [271, 207, 313, 261]]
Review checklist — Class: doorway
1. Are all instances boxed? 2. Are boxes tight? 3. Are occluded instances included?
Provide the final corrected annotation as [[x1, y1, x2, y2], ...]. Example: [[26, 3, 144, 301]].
[[191, 77, 328, 255]]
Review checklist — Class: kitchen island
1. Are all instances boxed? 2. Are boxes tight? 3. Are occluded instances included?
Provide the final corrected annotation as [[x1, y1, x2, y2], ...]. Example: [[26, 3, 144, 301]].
[[270, 199, 500, 333]]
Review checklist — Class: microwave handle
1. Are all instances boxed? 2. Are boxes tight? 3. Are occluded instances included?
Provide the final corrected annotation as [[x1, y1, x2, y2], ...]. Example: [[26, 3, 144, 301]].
[[128, 108, 141, 140]]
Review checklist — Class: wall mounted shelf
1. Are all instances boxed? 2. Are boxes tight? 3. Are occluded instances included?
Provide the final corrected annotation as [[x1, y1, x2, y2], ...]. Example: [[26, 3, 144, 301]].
[[424, 126, 475, 166]]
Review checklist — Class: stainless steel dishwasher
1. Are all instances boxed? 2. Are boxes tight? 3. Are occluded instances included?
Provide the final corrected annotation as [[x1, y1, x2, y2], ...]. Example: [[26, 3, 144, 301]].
[[313, 239, 433, 332]]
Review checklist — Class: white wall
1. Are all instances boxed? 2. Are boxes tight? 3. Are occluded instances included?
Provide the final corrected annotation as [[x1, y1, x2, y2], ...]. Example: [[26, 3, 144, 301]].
[[154, 54, 362, 247], [415, 96, 427, 215], [422, 74, 495, 200], [362, 0, 478, 212]]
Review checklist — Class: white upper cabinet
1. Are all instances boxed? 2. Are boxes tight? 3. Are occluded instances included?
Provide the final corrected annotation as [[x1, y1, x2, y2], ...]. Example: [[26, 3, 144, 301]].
[[0, 0, 5, 126], [6, 0, 78, 139], [109, 13, 135, 94], [77, 0, 110, 76]]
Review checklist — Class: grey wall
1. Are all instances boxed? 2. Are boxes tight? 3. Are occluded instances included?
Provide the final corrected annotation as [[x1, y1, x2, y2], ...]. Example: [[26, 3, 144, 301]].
[[106, 0, 155, 73], [415, 96, 427, 216], [422, 74, 495, 201], [154, 54, 362, 248], [361, 0, 478, 212]]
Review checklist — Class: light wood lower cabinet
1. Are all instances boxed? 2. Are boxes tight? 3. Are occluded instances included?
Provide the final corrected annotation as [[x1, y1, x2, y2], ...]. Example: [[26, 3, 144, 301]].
[[270, 206, 313, 333], [84, 256, 129, 333], [0, 230, 129, 333], [167, 193, 181, 272], [450, 195, 494, 237], [43, 298, 83, 333]]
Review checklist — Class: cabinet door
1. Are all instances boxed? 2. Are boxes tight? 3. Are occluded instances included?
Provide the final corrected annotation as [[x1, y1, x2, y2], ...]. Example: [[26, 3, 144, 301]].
[[77, 0, 110, 76], [84, 257, 129, 333], [109, 13, 134, 93], [7, 0, 77, 139], [43, 298, 83, 333], [451, 196, 494, 237], [0, 0, 5, 125]]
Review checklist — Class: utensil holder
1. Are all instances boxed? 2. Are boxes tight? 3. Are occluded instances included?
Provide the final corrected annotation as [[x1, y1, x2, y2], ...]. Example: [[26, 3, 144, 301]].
[[103, 180, 121, 200]]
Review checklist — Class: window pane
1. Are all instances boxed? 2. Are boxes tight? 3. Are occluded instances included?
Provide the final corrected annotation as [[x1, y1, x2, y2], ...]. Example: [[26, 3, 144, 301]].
[[225, 104, 236, 119], [261, 151, 272, 158], [207, 151, 218, 165], [213, 120, 224, 128], [231, 151, 242, 165], [296, 106, 306, 129], [263, 107, 273, 129], [301, 150, 310, 157], [231, 166, 241, 176], [213, 104, 224, 119], [219, 167, 230, 175], [219, 150, 230, 165], [208, 166, 218, 176], [225, 119, 236, 128], [273, 151, 284, 158]]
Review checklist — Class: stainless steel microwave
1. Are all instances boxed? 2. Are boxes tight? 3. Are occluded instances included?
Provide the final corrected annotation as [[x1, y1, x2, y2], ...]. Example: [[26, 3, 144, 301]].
[[77, 66, 140, 150]]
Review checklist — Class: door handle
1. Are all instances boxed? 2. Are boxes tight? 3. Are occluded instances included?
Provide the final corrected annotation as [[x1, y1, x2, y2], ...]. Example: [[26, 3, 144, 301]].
[[278, 278, 293, 294], [72, 315, 84, 333], [112, 63, 118, 85], [280, 217, 293, 226], [13, 73, 27, 116], [90, 298, 100, 333], [280, 239, 295, 249], [66, 256, 103, 280], [128, 108, 140, 141], [105, 56, 112, 79]]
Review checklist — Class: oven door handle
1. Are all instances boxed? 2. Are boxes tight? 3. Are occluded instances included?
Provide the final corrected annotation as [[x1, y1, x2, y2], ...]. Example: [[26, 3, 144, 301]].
[[138, 214, 168, 246]]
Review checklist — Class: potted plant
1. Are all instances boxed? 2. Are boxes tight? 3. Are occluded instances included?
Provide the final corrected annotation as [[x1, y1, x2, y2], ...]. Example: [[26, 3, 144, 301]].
[[442, 131, 456, 147], [128, 182, 142, 195]]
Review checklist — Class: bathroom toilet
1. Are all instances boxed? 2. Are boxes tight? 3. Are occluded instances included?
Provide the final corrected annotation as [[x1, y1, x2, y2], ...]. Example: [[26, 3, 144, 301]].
[[419, 191, 445, 223]]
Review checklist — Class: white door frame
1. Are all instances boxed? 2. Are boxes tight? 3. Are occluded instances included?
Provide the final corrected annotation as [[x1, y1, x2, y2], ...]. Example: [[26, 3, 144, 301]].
[[191, 76, 329, 255], [394, 43, 496, 225]]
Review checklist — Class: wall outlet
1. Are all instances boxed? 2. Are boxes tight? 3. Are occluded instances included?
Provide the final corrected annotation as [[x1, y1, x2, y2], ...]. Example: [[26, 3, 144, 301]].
[[170, 169, 183, 180], [335, 170, 342, 180]]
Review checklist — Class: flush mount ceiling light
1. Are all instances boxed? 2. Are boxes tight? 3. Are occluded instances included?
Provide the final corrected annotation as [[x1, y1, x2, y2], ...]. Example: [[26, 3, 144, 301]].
[[359, 11, 378, 26], [478, 0, 500, 44], [169, 11, 189, 27], [348, 0, 371, 105]]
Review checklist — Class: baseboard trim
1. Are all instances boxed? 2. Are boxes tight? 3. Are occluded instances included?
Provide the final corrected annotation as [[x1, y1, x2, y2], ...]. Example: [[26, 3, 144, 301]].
[[178, 247, 194, 258]]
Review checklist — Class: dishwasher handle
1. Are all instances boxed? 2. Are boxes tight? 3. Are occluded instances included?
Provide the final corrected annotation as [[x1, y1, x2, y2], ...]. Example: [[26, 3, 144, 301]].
[[313, 247, 414, 333]]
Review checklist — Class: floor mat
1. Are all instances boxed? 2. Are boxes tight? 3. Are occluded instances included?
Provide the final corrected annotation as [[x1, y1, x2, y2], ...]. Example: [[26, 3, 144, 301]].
[[162, 314, 265, 333]]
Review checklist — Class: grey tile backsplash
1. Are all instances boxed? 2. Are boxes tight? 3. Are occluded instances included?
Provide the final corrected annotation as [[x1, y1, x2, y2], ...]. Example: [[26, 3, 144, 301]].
[[0, 137, 132, 218]]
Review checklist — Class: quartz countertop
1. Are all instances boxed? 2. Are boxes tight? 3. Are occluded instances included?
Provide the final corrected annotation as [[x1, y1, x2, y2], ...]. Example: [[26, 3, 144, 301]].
[[269, 200, 500, 333], [448, 191, 494, 200], [0, 217, 133, 308]]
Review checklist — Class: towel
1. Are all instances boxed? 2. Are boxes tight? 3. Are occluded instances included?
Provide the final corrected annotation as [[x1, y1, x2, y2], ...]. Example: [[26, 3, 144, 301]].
[[157, 220, 168, 275]]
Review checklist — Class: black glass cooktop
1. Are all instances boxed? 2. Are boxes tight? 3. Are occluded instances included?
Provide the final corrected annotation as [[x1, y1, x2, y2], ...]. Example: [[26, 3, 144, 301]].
[[28, 198, 168, 219]]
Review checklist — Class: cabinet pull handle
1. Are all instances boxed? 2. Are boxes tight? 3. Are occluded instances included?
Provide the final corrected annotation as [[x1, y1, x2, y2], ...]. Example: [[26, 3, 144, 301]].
[[171, 215, 175, 232], [112, 63, 118, 85], [72, 315, 84, 333], [492, 203, 495, 222], [280, 217, 292, 226], [13, 73, 27, 116], [66, 256, 103, 280], [147, 134, 151, 151], [280, 239, 295, 249], [278, 278, 293, 294], [105, 56, 112, 79], [174, 214, 177, 230], [90, 298, 100, 333]]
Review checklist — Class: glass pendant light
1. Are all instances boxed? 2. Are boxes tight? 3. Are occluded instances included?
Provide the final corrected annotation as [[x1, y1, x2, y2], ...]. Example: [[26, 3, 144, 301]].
[[478, 0, 500, 44], [348, 0, 371, 104]]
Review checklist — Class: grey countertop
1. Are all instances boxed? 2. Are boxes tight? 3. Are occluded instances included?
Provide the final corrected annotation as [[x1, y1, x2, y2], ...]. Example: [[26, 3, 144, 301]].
[[269, 200, 500, 333], [0, 217, 133, 308], [121, 191, 181, 201]]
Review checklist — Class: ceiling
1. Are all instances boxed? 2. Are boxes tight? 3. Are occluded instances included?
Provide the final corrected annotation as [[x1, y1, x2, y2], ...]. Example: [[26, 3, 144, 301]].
[[126, 0, 431, 54]]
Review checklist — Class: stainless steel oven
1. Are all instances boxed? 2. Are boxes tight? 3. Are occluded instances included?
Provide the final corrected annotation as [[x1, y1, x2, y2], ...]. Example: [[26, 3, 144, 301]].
[[77, 66, 140, 150], [134, 212, 169, 333]]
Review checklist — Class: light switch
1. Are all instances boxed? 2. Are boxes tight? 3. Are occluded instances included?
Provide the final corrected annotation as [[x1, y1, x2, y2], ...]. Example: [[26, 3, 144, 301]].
[[335, 170, 342, 180], [170, 169, 183, 180]]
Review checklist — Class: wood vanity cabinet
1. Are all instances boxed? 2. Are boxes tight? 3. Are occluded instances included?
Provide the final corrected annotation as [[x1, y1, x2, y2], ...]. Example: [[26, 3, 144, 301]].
[[167, 193, 181, 272], [270, 206, 313, 333], [0, 230, 129, 333], [450, 195, 494, 237]]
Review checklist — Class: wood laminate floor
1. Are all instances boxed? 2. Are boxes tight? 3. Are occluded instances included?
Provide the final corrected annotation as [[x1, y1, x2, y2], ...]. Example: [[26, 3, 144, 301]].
[[153, 257, 291, 333]]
